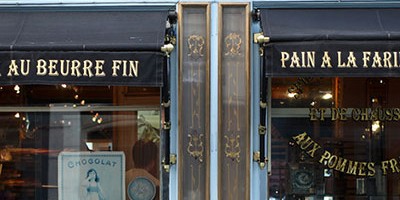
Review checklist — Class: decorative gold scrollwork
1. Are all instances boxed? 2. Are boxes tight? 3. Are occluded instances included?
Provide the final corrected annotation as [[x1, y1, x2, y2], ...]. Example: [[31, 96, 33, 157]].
[[187, 35, 205, 59], [224, 33, 242, 56], [187, 131, 204, 162], [224, 134, 241, 163]]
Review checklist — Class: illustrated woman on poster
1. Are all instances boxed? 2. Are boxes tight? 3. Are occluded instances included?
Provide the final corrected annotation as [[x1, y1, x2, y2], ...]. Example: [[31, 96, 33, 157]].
[[81, 168, 106, 200]]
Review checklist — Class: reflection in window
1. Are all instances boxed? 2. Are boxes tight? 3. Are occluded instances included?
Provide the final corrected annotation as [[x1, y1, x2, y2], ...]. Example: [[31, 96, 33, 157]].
[[270, 77, 400, 199], [0, 85, 160, 199]]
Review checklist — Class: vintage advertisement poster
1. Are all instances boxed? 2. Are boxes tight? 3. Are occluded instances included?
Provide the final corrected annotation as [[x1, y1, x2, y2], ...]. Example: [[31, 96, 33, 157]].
[[58, 151, 125, 200]]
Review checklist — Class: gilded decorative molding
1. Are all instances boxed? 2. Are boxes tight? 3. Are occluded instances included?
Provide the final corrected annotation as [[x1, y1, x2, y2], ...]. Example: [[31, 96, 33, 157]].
[[226, 162, 239, 200], [224, 33, 242, 56], [226, 42, 240, 132], [187, 132, 204, 162], [190, 164, 202, 200], [179, 4, 210, 200], [224, 134, 241, 163], [188, 35, 205, 60], [219, 4, 249, 200]]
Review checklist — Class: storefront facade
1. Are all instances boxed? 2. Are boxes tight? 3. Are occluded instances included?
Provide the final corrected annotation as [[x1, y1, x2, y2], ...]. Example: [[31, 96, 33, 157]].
[[0, 2, 177, 199], [1, 0, 400, 199], [254, 2, 400, 199]]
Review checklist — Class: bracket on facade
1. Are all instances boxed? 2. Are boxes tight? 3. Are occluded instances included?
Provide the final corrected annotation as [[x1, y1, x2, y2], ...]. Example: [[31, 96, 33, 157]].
[[162, 154, 177, 172], [252, 8, 261, 22], [161, 40, 174, 173], [161, 43, 175, 56], [253, 32, 270, 44], [254, 31, 269, 170], [253, 151, 268, 169]]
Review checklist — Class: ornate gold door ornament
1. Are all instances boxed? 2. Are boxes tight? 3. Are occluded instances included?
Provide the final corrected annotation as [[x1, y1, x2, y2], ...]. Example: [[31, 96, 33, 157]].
[[224, 134, 241, 163], [224, 33, 242, 56], [188, 35, 205, 60], [187, 132, 204, 162]]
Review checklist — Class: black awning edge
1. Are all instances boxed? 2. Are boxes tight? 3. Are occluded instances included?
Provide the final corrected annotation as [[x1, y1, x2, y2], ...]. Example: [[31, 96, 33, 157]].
[[258, 7, 400, 77], [0, 10, 169, 52], [260, 8, 400, 42]]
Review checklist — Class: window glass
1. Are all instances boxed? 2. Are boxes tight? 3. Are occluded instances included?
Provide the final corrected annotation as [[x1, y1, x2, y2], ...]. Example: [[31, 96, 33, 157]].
[[270, 77, 400, 199], [0, 85, 160, 200]]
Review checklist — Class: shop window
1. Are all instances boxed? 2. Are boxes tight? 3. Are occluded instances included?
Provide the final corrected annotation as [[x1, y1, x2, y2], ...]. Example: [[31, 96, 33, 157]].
[[269, 77, 400, 199], [0, 85, 160, 200]]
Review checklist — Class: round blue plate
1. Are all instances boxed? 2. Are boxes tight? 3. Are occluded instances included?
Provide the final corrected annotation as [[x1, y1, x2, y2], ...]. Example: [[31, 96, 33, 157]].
[[127, 177, 156, 200]]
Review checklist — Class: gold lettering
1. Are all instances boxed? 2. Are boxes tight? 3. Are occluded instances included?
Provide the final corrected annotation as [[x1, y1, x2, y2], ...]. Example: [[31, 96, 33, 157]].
[[335, 157, 347, 172], [309, 108, 318, 121], [327, 155, 338, 168], [60, 60, 70, 76], [367, 162, 375, 176], [382, 160, 389, 175], [7, 60, 20, 76], [281, 52, 289, 68], [339, 108, 348, 120], [36, 59, 47, 76], [292, 132, 307, 145], [383, 52, 393, 68], [71, 60, 81, 77], [319, 108, 326, 121], [321, 51, 332, 68], [395, 52, 399, 67], [306, 51, 315, 67], [83, 60, 94, 77], [352, 108, 360, 121], [394, 108, 400, 121], [361, 108, 369, 121], [372, 52, 383, 68], [358, 162, 367, 176], [347, 160, 358, 175], [299, 137, 313, 150], [389, 158, 400, 173], [385, 109, 393, 121], [363, 51, 371, 68], [331, 108, 339, 121], [290, 52, 301, 68], [319, 150, 331, 164], [122, 60, 128, 76], [48, 60, 59, 76], [112, 60, 122, 76], [128, 60, 139, 77], [353, 108, 369, 121], [306, 143, 321, 158], [95, 60, 106, 77], [347, 51, 357, 67], [20, 60, 30, 76], [337, 51, 346, 68], [370, 108, 378, 121]]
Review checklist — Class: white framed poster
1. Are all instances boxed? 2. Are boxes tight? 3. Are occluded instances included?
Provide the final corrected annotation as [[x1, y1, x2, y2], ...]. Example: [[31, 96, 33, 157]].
[[58, 151, 125, 200]]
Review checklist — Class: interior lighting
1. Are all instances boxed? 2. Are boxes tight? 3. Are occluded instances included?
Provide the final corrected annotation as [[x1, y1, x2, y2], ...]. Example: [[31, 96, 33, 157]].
[[14, 113, 20, 118], [92, 113, 99, 122], [288, 92, 297, 98], [322, 93, 333, 100], [14, 85, 20, 94], [372, 121, 380, 133], [61, 84, 67, 88]]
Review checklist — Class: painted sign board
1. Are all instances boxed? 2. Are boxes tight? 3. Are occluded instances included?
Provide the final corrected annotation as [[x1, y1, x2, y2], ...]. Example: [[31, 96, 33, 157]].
[[58, 151, 125, 200]]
